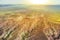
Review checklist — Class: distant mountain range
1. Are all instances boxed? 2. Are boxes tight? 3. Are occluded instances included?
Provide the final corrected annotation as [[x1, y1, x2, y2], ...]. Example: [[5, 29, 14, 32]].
[[0, 4, 14, 7], [0, 4, 60, 12], [0, 4, 28, 12]]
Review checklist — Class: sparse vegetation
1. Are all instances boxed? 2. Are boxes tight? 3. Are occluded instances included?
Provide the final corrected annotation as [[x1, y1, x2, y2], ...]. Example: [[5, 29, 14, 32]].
[[0, 5, 60, 40]]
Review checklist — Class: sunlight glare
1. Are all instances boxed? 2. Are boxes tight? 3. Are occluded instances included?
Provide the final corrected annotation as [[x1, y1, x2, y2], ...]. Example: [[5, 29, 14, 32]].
[[29, 0, 49, 5]]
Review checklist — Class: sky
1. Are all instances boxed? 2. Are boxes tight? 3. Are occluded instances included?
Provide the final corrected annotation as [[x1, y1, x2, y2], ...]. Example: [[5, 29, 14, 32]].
[[0, 0, 23, 4], [0, 0, 60, 5]]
